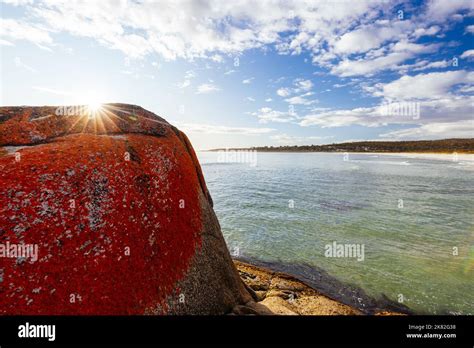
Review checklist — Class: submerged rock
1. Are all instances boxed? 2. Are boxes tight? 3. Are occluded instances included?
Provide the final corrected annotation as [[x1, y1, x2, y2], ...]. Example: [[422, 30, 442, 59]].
[[0, 104, 251, 314]]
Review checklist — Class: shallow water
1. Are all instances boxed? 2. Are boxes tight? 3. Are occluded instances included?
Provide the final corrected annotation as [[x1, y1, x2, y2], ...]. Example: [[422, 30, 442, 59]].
[[198, 151, 474, 314]]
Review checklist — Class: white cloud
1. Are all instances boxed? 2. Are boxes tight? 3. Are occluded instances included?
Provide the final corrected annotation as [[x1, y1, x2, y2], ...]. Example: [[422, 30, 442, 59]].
[[210, 54, 223, 63], [466, 25, 474, 34], [379, 120, 474, 140], [265, 98, 272, 102], [330, 19, 441, 59], [177, 70, 196, 88], [178, 123, 275, 135], [300, 107, 375, 128], [425, 0, 474, 22], [242, 77, 254, 84], [413, 25, 441, 38], [409, 59, 450, 71], [0, 18, 53, 47], [276, 79, 314, 100], [0, 39, 14, 46], [372, 70, 474, 100], [252, 107, 296, 124], [424, 60, 452, 70], [196, 83, 220, 94], [185, 70, 196, 79], [294, 79, 313, 91], [460, 49, 474, 60], [299, 71, 474, 129], [332, 20, 412, 55], [22, 0, 293, 59], [107, 34, 151, 59], [32, 85, 71, 95], [285, 92, 317, 105], [0, 0, 385, 62], [270, 133, 333, 145], [459, 85, 474, 93], [331, 42, 439, 77], [14, 56, 37, 72], [299, 95, 474, 129], [276, 88, 291, 97], [2, 0, 470, 79], [1, 0, 35, 5], [177, 80, 191, 88]]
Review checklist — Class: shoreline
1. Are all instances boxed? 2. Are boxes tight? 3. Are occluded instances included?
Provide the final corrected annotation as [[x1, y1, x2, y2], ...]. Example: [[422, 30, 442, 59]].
[[203, 138, 474, 154], [198, 150, 474, 164], [234, 258, 410, 316], [202, 149, 474, 156]]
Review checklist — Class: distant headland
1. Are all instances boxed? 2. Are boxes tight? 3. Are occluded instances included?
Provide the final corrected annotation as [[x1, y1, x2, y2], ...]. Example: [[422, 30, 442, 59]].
[[208, 138, 474, 154]]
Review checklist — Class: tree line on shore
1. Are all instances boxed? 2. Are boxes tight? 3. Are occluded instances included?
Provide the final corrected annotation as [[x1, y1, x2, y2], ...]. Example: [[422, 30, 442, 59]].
[[210, 138, 474, 153]]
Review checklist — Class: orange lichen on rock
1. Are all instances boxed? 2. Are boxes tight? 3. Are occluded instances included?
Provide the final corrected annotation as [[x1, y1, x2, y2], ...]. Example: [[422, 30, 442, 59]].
[[0, 105, 205, 314], [174, 129, 213, 206], [0, 104, 169, 146]]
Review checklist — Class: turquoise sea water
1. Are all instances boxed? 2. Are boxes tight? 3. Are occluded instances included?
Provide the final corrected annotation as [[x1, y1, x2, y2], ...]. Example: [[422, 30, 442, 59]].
[[198, 152, 474, 315]]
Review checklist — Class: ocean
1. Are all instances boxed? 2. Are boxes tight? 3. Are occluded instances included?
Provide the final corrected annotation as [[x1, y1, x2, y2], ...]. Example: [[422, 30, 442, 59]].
[[198, 151, 474, 314]]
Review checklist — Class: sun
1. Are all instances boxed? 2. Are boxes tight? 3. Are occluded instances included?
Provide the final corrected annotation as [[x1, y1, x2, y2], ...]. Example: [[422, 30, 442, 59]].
[[88, 101, 102, 113], [87, 100, 103, 114], [85, 99, 104, 119]]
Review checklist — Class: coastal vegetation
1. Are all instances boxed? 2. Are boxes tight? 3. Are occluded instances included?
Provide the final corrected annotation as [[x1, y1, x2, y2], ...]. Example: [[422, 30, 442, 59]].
[[210, 138, 474, 154]]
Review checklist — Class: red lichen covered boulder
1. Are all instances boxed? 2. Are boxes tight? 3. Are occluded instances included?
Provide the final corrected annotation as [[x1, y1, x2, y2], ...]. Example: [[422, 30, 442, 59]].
[[0, 104, 251, 314]]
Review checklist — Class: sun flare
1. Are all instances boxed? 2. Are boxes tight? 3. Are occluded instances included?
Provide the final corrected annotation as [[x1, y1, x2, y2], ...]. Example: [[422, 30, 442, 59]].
[[87, 101, 103, 116]]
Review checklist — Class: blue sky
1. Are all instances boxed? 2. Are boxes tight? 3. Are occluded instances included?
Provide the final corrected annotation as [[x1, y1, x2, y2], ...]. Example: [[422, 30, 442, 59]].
[[0, 0, 473, 150]]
